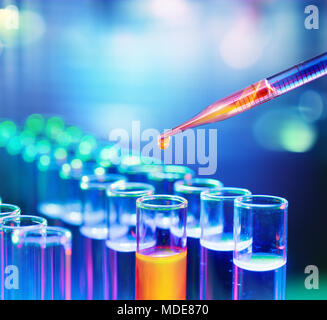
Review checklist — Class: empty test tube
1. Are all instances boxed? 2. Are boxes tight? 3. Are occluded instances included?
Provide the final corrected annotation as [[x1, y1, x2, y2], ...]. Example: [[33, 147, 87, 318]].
[[106, 182, 154, 300], [0, 215, 47, 300], [79, 173, 126, 300], [18, 226, 72, 300], [174, 178, 223, 300]]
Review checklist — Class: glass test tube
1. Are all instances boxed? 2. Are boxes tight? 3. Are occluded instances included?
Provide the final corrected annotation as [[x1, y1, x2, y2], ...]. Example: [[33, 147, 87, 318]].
[[19, 129, 43, 208], [79, 173, 126, 300], [37, 149, 68, 225], [60, 159, 105, 225], [17, 132, 38, 214], [233, 195, 288, 300], [60, 159, 104, 299], [147, 165, 195, 194], [0, 204, 21, 219], [200, 188, 251, 300], [118, 163, 161, 182], [96, 143, 121, 173], [60, 158, 87, 227], [18, 226, 72, 300], [4, 132, 23, 205], [0, 215, 47, 300], [136, 195, 187, 300], [106, 182, 154, 300], [174, 178, 223, 300], [0, 121, 17, 203]]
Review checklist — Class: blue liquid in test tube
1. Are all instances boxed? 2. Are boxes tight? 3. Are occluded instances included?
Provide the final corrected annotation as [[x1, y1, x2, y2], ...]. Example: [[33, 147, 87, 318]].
[[0, 215, 47, 300], [37, 146, 68, 225], [106, 182, 154, 300], [118, 164, 161, 183], [174, 178, 223, 300], [233, 195, 288, 300], [19, 226, 72, 300], [60, 158, 104, 299], [79, 173, 126, 300], [147, 165, 195, 194], [200, 188, 251, 300]]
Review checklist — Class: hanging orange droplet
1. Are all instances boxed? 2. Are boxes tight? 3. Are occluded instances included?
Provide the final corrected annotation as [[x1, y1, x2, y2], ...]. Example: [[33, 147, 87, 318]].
[[158, 135, 170, 150]]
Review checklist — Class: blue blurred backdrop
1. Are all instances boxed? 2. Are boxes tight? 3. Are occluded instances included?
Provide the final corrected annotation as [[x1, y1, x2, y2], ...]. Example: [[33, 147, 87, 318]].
[[0, 0, 326, 299]]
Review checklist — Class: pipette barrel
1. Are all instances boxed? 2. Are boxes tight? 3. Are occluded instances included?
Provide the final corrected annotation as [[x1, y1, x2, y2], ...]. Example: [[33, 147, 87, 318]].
[[159, 52, 327, 146], [268, 51, 327, 94]]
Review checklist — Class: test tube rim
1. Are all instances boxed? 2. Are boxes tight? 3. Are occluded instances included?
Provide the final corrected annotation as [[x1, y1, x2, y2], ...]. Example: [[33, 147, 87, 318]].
[[118, 163, 162, 175], [0, 203, 21, 217], [19, 226, 72, 247], [120, 154, 162, 167], [136, 194, 188, 211], [201, 187, 252, 201], [147, 165, 194, 182], [107, 182, 155, 198], [234, 195, 288, 210], [80, 173, 127, 190], [158, 165, 194, 174], [174, 178, 223, 194], [0, 215, 47, 231]]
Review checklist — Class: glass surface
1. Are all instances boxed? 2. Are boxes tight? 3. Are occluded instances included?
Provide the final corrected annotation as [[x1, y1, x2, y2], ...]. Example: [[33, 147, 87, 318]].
[[136, 195, 187, 300], [79, 173, 126, 300], [233, 195, 288, 300], [106, 182, 155, 300], [174, 178, 223, 300], [200, 188, 251, 300], [0, 215, 47, 300]]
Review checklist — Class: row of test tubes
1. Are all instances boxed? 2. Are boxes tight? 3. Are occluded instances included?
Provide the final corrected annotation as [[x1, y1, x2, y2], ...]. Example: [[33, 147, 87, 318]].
[[0, 115, 288, 300]]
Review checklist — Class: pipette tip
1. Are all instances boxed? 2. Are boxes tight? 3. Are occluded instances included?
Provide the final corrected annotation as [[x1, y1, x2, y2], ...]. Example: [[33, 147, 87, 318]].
[[158, 135, 170, 150]]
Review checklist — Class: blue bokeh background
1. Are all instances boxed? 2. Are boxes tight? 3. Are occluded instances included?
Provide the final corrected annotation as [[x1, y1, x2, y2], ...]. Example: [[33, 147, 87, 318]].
[[0, 0, 326, 298]]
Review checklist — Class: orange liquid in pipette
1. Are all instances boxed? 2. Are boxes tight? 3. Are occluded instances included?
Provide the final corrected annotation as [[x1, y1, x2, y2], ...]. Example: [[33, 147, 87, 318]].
[[157, 79, 276, 147], [136, 247, 187, 300]]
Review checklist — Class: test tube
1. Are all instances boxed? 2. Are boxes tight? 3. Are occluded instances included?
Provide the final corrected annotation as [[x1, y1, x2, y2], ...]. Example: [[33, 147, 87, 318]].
[[0, 204, 21, 219], [174, 178, 223, 300], [16, 130, 38, 213], [200, 188, 251, 300], [136, 195, 187, 300], [233, 195, 288, 300], [118, 163, 161, 182], [60, 158, 105, 299], [37, 148, 68, 225], [18, 226, 72, 300], [147, 165, 195, 194], [79, 173, 126, 300], [59, 158, 85, 227], [0, 121, 17, 202], [0, 215, 47, 300], [4, 130, 23, 205], [60, 159, 105, 226], [96, 143, 121, 173], [106, 182, 154, 300]]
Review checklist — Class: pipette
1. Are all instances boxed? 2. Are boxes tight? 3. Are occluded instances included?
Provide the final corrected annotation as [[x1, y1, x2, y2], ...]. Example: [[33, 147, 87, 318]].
[[158, 52, 327, 149]]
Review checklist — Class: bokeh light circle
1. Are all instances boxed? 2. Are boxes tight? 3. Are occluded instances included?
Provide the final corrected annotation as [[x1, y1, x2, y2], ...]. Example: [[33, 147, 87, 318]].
[[254, 108, 317, 153]]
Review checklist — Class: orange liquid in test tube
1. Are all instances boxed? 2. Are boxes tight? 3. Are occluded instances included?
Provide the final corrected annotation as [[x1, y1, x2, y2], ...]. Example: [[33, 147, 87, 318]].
[[136, 247, 187, 300]]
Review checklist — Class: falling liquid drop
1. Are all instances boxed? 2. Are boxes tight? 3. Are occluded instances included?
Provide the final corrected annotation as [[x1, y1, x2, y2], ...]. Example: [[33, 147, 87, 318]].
[[158, 136, 170, 150]]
